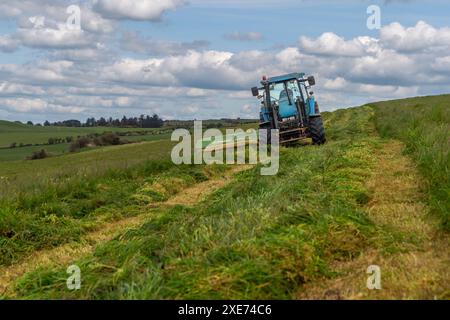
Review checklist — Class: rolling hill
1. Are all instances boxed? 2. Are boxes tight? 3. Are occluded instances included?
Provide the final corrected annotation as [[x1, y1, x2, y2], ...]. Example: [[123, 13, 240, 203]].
[[0, 95, 448, 299]]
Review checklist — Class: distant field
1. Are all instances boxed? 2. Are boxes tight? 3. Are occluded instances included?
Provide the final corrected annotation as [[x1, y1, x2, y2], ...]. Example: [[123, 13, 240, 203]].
[[0, 139, 176, 200], [0, 143, 71, 161], [0, 133, 173, 162], [123, 133, 172, 143], [0, 120, 257, 161], [0, 120, 163, 148]]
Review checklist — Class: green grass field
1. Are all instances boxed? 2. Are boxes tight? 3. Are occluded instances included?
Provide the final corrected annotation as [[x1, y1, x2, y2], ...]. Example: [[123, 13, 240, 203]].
[[0, 134, 174, 162], [2, 106, 379, 298], [0, 95, 448, 299], [0, 140, 176, 199], [0, 121, 255, 161], [0, 143, 71, 161], [0, 120, 174, 161], [0, 120, 164, 148]]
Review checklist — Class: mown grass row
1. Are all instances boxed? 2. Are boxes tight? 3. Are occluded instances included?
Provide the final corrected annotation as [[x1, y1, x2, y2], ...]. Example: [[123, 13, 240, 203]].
[[12, 106, 413, 299], [1, 140, 177, 265], [372, 95, 450, 230], [0, 157, 227, 266]]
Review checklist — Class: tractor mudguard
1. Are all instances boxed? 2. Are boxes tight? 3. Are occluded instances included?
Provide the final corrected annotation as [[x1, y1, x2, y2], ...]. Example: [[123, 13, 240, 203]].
[[307, 96, 317, 117]]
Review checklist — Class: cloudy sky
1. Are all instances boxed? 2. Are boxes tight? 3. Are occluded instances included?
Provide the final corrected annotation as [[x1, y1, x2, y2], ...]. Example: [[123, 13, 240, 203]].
[[0, 0, 449, 123]]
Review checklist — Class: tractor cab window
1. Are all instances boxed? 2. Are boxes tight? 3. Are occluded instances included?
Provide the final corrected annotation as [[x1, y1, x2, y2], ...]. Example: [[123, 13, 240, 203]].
[[269, 81, 302, 105]]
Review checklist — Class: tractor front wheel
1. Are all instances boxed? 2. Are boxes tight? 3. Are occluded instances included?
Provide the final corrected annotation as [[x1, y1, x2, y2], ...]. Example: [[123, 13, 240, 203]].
[[309, 116, 326, 145]]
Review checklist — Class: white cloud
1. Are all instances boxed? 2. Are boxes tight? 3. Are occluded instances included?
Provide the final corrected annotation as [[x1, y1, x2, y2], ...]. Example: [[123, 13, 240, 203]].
[[103, 50, 255, 90], [0, 82, 46, 96], [0, 60, 79, 86], [79, 5, 116, 33], [299, 33, 380, 57], [323, 77, 348, 90], [241, 103, 258, 114], [17, 26, 94, 49], [114, 96, 134, 107], [186, 88, 208, 97], [120, 31, 209, 55], [0, 1, 114, 52], [380, 21, 450, 52], [49, 45, 112, 61], [0, 97, 85, 113], [432, 56, 450, 72], [224, 31, 264, 41], [181, 105, 199, 114], [0, 35, 19, 52], [94, 0, 185, 21], [348, 49, 417, 85]]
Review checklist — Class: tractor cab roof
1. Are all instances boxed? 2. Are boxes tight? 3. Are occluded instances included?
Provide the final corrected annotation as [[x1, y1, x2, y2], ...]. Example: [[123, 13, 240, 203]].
[[267, 72, 305, 84]]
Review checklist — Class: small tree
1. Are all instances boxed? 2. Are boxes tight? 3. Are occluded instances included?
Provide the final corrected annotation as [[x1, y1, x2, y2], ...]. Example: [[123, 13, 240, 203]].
[[69, 141, 80, 153], [69, 136, 91, 153], [9, 142, 17, 148], [27, 149, 49, 160], [77, 137, 91, 148], [100, 132, 121, 145]]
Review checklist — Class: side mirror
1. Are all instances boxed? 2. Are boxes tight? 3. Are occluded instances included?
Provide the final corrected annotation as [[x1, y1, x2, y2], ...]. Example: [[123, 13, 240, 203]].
[[251, 87, 259, 97], [307, 76, 316, 86]]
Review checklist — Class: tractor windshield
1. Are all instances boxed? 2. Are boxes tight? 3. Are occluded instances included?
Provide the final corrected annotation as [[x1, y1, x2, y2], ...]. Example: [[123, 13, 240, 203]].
[[269, 80, 303, 104]]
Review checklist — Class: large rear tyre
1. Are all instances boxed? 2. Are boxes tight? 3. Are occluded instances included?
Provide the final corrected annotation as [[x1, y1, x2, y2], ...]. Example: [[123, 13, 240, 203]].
[[309, 116, 326, 145]]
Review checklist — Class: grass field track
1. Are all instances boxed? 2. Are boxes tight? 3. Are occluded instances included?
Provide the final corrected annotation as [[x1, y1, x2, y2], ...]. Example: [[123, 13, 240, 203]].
[[296, 139, 449, 299], [164, 165, 254, 207], [0, 165, 253, 297]]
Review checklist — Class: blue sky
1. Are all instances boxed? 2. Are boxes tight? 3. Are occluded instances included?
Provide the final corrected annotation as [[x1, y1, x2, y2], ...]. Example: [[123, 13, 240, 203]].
[[0, 0, 450, 123]]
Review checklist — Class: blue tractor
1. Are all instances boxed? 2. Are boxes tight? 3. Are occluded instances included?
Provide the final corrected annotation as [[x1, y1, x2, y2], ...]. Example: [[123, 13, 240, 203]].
[[251, 73, 326, 145]]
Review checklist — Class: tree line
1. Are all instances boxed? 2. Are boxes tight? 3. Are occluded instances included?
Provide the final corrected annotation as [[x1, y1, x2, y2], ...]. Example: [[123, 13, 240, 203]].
[[27, 114, 164, 128]]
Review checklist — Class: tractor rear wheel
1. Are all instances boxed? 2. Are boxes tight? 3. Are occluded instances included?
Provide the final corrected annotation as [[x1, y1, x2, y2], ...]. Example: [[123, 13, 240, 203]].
[[308, 116, 326, 145]]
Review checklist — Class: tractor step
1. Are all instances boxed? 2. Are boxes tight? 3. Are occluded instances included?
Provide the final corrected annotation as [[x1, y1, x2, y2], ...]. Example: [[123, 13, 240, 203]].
[[279, 127, 307, 135], [280, 136, 308, 144]]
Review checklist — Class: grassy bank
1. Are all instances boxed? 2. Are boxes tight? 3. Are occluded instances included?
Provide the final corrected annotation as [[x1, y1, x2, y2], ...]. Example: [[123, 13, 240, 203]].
[[0, 158, 229, 266], [372, 95, 450, 230], [12, 106, 411, 299]]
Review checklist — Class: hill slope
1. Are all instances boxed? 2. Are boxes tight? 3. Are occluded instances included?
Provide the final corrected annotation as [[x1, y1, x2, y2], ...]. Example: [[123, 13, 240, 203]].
[[0, 120, 29, 131], [0, 95, 449, 299]]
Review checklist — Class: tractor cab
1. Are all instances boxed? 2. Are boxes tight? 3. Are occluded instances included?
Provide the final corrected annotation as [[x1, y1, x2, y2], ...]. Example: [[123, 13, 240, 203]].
[[268, 80, 305, 120], [251, 73, 326, 145]]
